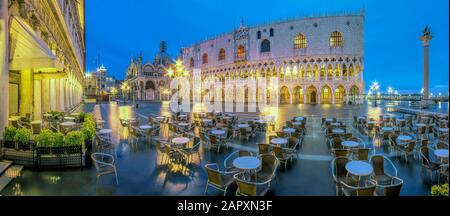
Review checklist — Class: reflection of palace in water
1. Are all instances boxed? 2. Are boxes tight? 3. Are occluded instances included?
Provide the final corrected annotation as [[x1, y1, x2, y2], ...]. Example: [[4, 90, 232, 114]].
[[181, 12, 365, 105]]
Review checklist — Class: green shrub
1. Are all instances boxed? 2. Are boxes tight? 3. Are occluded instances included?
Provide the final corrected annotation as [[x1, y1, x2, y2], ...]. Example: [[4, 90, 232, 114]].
[[3, 126, 17, 142], [432, 184, 449, 196], [35, 129, 55, 147], [65, 131, 84, 147], [53, 132, 65, 147], [79, 112, 86, 122], [14, 128, 32, 144], [82, 118, 97, 142]]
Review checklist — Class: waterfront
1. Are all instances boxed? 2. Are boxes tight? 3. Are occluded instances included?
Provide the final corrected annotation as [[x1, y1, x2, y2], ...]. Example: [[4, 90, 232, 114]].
[[1, 100, 447, 196]]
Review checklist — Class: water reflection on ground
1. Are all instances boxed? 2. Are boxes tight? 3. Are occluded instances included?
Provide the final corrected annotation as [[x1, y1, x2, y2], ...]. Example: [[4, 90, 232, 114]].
[[1, 100, 448, 196]]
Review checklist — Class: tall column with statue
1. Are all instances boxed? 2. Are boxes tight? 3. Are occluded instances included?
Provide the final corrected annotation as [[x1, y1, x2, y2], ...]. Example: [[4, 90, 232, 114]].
[[0, 0, 9, 134], [420, 26, 432, 101]]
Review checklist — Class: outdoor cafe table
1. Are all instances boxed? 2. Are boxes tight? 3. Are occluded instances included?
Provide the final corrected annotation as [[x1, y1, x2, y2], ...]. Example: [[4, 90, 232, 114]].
[[367, 121, 376, 124], [381, 127, 393, 132], [178, 122, 189, 127], [70, 113, 80, 117], [139, 125, 153, 130], [238, 124, 250, 128], [64, 116, 75, 122], [416, 123, 426, 127], [283, 128, 296, 136], [397, 135, 413, 145], [342, 141, 359, 148], [292, 121, 302, 126], [294, 117, 304, 121], [325, 118, 333, 122], [345, 161, 374, 184], [8, 116, 20, 126], [332, 128, 345, 134], [434, 149, 449, 160], [271, 138, 288, 146], [253, 119, 266, 124], [330, 122, 341, 127], [439, 128, 449, 133], [233, 156, 261, 180], [60, 122, 76, 127], [156, 116, 165, 121], [171, 137, 190, 147], [211, 129, 226, 138]]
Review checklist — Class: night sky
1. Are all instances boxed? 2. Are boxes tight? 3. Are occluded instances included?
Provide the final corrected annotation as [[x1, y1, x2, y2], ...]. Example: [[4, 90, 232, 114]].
[[85, 0, 449, 94]]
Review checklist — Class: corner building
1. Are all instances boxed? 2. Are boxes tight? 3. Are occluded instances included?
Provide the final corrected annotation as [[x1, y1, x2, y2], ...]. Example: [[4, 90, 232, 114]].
[[181, 13, 365, 105]]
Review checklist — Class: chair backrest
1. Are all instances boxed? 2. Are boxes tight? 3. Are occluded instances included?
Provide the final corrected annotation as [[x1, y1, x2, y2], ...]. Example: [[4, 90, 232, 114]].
[[331, 137, 343, 149], [205, 164, 222, 186], [437, 142, 449, 149], [332, 157, 349, 178], [288, 137, 299, 149], [384, 178, 403, 196], [240, 128, 247, 135], [234, 174, 257, 196], [258, 143, 270, 155], [239, 151, 252, 157], [273, 146, 284, 159], [356, 183, 376, 196], [91, 153, 114, 171], [260, 154, 278, 177], [406, 141, 416, 152], [357, 148, 370, 161], [371, 155, 385, 176], [334, 149, 349, 157]]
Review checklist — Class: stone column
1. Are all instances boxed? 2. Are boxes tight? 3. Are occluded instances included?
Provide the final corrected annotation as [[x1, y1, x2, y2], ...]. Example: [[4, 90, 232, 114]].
[[50, 79, 57, 111], [20, 69, 33, 116], [33, 79, 42, 120], [0, 0, 8, 133], [420, 34, 432, 101], [41, 79, 50, 113]]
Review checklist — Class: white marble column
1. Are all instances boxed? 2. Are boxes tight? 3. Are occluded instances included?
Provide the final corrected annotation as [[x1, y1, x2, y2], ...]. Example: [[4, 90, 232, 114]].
[[0, 0, 9, 134], [58, 79, 64, 111], [33, 79, 42, 120], [50, 79, 57, 111], [41, 79, 50, 113], [20, 69, 33, 116]]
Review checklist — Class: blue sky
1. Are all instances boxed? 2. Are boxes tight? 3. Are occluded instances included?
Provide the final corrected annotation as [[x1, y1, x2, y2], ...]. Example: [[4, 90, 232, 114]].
[[86, 0, 449, 93]]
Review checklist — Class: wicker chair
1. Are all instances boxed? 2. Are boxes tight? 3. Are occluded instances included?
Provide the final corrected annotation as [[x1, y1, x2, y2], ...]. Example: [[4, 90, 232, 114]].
[[375, 176, 403, 196], [155, 139, 170, 165], [258, 143, 271, 155], [419, 146, 441, 181], [395, 141, 416, 163], [273, 145, 294, 170], [180, 137, 201, 164], [234, 172, 272, 196], [356, 148, 370, 161], [204, 163, 235, 196], [370, 155, 398, 186], [341, 179, 376, 196], [256, 154, 279, 182], [91, 153, 119, 185], [331, 157, 354, 196]]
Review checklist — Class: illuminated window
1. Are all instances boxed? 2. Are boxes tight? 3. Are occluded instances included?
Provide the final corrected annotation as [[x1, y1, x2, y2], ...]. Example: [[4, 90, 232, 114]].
[[237, 45, 245, 59], [189, 58, 194, 67], [260, 39, 271, 53], [330, 31, 343, 47], [294, 34, 307, 49], [202, 53, 208, 64], [218, 48, 226, 61]]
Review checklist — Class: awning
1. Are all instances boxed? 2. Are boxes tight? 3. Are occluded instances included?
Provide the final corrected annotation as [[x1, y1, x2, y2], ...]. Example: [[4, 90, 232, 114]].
[[9, 16, 64, 72]]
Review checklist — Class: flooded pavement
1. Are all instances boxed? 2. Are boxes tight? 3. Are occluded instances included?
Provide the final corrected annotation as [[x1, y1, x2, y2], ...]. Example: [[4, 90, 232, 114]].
[[1, 100, 448, 196]]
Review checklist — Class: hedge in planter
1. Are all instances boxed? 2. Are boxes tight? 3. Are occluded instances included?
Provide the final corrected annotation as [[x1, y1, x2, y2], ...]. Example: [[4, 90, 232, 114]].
[[2, 126, 17, 149], [14, 128, 33, 150], [432, 184, 449, 196], [36, 130, 84, 168]]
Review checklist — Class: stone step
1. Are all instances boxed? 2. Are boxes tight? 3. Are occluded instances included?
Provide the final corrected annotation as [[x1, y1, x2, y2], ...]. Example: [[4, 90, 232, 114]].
[[0, 160, 13, 176], [0, 165, 24, 192]]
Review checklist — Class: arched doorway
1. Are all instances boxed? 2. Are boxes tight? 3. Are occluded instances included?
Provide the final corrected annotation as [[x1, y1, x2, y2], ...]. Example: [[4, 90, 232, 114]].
[[335, 85, 346, 104], [321, 85, 332, 104], [306, 86, 318, 104], [349, 85, 360, 104], [145, 80, 156, 100], [280, 86, 290, 104], [293, 86, 304, 104]]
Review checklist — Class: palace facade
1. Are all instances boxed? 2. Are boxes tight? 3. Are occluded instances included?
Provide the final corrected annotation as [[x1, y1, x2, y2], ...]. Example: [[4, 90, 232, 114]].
[[125, 41, 172, 101], [181, 13, 365, 105], [1, 0, 85, 132]]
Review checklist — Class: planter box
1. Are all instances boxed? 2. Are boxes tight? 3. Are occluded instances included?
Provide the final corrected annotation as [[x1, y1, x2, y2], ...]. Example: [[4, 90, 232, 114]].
[[1, 141, 35, 167], [2, 140, 15, 149], [36, 145, 84, 169]]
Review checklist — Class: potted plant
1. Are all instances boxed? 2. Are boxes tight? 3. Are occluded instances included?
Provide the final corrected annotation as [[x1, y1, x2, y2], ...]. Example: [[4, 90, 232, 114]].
[[36, 129, 55, 154], [13, 128, 32, 150], [432, 184, 449, 196], [2, 126, 17, 149], [52, 132, 65, 154], [65, 131, 84, 154]]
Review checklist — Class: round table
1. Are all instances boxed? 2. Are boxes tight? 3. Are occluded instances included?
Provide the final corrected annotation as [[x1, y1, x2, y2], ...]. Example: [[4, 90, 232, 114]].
[[325, 118, 333, 122], [332, 129, 345, 134], [139, 125, 153, 130], [294, 117, 304, 121], [222, 116, 232, 120], [211, 130, 226, 136], [31, 120, 42, 125], [292, 122, 302, 126], [346, 161, 373, 177], [172, 137, 190, 146], [283, 128, 296, 135], [98, 129, 113, 134], [178, 123, 189, 127], [342, 141, 359, 148], [233, 156, 261, 170], [253, 119, 265, 124], [178, 115, 187, 119], [439, 128, 449, 133], [434, 149, 449, 159], [156, 116, 164, 120], [381, 127, 393, 132], [397, 135, 412, 144], [60, 122, 76, 127], [271, 138, 288, 145], [43, 114, 52, 118], [330, 123, 341, 126], [238, 124, 250, 128], [367, 121, 376, 124], [64, 117, 75, 122], [70, 113, 80, 117]]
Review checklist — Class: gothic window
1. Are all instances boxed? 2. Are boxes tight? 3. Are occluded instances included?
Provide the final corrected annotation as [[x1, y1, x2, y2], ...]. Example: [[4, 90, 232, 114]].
[[202, 53, 208, 64], [330, 31, 343, 47], [237, 45, 245, 59], [257, 31, 261, 39], [218, 48, 226, 61], [189, 58, 194, 67], [269, 28, 274, 37], [294, 34, 307, 49], [260, 39, 271, 53]]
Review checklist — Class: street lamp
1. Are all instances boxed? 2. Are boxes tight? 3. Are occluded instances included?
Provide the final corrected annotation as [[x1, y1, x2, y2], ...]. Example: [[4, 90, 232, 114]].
[[121, 83, 129, 103]]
